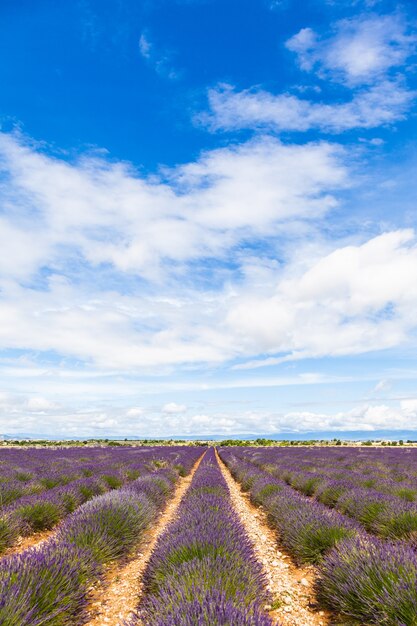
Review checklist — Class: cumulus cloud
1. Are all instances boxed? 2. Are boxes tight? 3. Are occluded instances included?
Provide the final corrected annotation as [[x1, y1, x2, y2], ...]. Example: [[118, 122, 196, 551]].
[[271, 401, 417, 434], [0, 132, 347, 369], [0, 131, 347, 280], [227, 229, 417, 365], [286, 14, 417, 85], [3, 226, 415, 374], [1, 128, 417, 376], [175, 401, 417, 435], [1, 126, 417, 374]]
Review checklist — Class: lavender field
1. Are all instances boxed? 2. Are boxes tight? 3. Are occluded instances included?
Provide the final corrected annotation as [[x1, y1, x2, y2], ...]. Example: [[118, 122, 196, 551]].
[[1, 445, 417, 625]]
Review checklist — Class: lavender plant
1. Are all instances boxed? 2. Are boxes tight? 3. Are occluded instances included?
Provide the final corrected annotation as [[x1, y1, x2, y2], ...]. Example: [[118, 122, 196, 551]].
[[317, 535, 417, 625], [0, 541, 99, 625], [57, 490, 156, 563]]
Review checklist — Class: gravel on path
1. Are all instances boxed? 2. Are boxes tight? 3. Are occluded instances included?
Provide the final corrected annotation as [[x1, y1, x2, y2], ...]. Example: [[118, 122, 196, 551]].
[[1, 528, 56, 559]]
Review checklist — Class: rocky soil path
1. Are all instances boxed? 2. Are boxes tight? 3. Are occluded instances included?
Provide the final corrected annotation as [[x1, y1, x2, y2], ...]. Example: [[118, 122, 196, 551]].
[[83, 452, 205, 626], [216, 450, 331, 626], [1, 528, 56, 559]]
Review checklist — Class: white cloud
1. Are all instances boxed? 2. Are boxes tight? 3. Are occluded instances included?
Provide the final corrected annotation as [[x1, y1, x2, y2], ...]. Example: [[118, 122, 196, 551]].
[[0, 131, 342, 369], [274, 401, 417, 433], [372, 379, 391, 393], [0, 392, 60, 424], [90, 414, 118, 429], [162, 402, 187, 414], [285, 27, 318, 70], [1, 127, 417, 376], [26, 397, 59, 412], [204, 81, 413, 133], [0, 132, 347, 281], [286, 14, 416, 86], [1, 128, 417, 374], [0, 387, 416, 436], [138, 31, 179, 79], [174, 401, 417, 435], [139, 33, 152, 59], [226, 229, 417, 364], [202, 15, 416, 135], [126, 407, 145, 417], [200, 15, 417, 133]]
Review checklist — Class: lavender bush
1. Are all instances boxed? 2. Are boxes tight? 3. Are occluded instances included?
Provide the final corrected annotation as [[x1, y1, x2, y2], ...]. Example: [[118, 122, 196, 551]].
[[317, 535, 417, 625], [131, 589, 275, 626], [0, 541, 99, 625], [57, 489, 156, 563]]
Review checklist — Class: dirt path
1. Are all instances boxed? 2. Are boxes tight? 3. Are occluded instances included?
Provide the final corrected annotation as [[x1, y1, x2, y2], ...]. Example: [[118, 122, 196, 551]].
[[1, 528, 56, 559], [216, 450, 331, 626], [83, 452, 206, 626]]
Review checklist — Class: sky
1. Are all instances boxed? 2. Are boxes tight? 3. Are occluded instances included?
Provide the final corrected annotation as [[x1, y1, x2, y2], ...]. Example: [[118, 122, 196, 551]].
[[0, 0, 417, 438]]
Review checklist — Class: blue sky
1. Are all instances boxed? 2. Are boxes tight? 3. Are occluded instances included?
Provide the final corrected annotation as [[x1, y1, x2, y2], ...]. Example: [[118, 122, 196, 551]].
[[1, 0, 417, 437]]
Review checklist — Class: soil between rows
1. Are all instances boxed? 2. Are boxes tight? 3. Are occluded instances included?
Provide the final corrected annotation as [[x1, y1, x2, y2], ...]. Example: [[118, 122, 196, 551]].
[[1, 528, 56, 558]]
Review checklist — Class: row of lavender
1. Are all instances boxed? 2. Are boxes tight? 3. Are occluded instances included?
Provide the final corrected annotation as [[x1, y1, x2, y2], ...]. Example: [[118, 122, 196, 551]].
[[128, 449, 275, 626], [0, 447, 188, 554], [0, 446, 195, 508], [237, 447, 417, 540], [219, 448, 417, 626], [0, 446, 201, 625], [0, 447, 145, 505]]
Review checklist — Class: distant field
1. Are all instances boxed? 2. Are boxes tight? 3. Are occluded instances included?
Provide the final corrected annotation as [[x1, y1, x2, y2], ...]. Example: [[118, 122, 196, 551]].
[[1, 445, 416, 625]]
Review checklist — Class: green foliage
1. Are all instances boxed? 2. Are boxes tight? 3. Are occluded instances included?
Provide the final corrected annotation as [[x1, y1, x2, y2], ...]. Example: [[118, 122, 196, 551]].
[[149, 543, 228, 592], [15, 472, 32, 482], [101, 475, 123, 489], [65, 499, 150, 563], [396, 488, 417, 502], [379, 511, 417, 539], [174, 464, 187, 477], [16, 502, 62, 532], [126, 469, 140, 480], [0, 518, 16, 553], [40, 477, 61, 489], [294, 525, 356, 564]]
